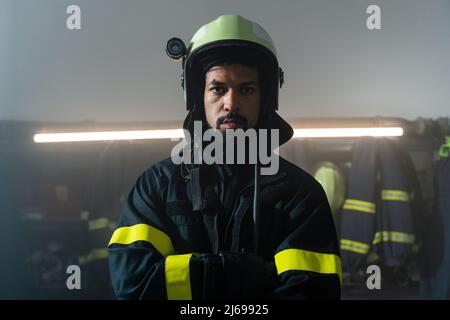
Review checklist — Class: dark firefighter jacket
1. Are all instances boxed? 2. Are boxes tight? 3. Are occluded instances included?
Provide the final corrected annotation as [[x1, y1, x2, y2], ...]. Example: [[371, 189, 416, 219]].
[[107, 153, 342, 300], [340, 138, 417, 273]]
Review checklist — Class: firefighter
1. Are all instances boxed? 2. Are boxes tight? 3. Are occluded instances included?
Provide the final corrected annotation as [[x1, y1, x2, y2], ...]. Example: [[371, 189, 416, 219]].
[[108, 14, 341, 300]]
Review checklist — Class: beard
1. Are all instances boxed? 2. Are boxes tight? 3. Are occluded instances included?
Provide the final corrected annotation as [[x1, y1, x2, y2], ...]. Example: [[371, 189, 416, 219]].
[[215, 111, 248, 131]]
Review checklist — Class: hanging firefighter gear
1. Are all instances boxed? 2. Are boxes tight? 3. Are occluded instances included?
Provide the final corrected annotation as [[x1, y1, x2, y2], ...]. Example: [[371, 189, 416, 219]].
[[420, 137, 450, 299], [340, 138, 417, 275], [372, 139, 416, 266], [339, 138, 378, 273], [313, 161, 346, 226]]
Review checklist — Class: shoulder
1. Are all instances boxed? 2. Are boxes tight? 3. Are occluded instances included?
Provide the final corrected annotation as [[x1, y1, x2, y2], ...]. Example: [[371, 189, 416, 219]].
[[277, 157, 331, 217], [144, 157, 179, 178], [127, 157, 182, 205], [277, 156, 329, 207], [134, 157, 181, 191]]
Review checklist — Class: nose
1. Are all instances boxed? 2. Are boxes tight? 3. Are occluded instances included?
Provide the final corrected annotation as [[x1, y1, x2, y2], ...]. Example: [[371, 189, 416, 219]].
[[223, 89, 240, 112]]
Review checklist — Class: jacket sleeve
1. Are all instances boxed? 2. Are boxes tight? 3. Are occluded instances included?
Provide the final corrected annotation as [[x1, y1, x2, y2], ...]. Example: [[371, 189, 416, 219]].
[[270, 179, 342, 300], [107, 168, 172, 299], [108, 168, 273, 300]]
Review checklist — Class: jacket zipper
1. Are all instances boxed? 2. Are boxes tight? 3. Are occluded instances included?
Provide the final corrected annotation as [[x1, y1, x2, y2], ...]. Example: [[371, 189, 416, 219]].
[[223, 172, 288, 250]]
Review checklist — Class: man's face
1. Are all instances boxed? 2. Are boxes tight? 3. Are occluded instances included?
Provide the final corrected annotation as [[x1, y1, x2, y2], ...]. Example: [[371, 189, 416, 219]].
[[204, 64, 260, 131]]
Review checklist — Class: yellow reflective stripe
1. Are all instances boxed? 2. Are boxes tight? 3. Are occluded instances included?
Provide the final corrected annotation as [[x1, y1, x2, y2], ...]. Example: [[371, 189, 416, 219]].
[[340, 239, 370, 254], [78, 248, 108, 265], [381, 189, 410, 202], [108, 223, 175, 257], [340, 244, 367, 255], [343, 199, 376, 214], [89, 217, 110, 231], [274, 249, 342, 285], [372, 231, 415, 245], [88, 217, 116, 231], [165, 254, 193, 300], [80, 210, 90, 221]]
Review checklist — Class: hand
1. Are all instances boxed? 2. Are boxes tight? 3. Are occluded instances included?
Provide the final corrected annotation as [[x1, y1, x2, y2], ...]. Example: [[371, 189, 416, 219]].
[[219, 252, 277, 299]]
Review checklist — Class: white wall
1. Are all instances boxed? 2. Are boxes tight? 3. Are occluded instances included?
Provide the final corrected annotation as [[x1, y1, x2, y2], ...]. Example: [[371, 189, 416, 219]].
[[0, 0, 13, 118], [4, 0, 450, 122]]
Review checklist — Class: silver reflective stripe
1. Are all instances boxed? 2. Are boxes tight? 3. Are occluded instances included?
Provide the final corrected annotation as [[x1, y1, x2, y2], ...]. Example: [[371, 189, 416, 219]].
[[381, 189, 410, 202], [372, 231, 415, 245], [343, 199, 376, 214]]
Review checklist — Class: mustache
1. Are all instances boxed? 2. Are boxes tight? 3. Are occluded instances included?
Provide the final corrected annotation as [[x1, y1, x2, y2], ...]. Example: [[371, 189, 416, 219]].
[[216, 112, 248, 128]]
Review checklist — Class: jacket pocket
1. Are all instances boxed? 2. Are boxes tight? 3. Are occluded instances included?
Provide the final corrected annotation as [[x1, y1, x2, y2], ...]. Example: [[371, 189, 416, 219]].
[[166, 200, 210, 252], [166, 200, 202, 226]]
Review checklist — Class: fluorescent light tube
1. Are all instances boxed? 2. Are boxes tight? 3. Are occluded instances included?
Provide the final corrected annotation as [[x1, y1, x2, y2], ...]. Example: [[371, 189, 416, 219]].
[[293, 127, 403, 138], [34, 129, 185, 143]]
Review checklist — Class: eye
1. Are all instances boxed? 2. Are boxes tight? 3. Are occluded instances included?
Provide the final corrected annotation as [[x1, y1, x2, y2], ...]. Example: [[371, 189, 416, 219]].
[[210, 87, 226, 95], [240, 86, 255, 95]]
